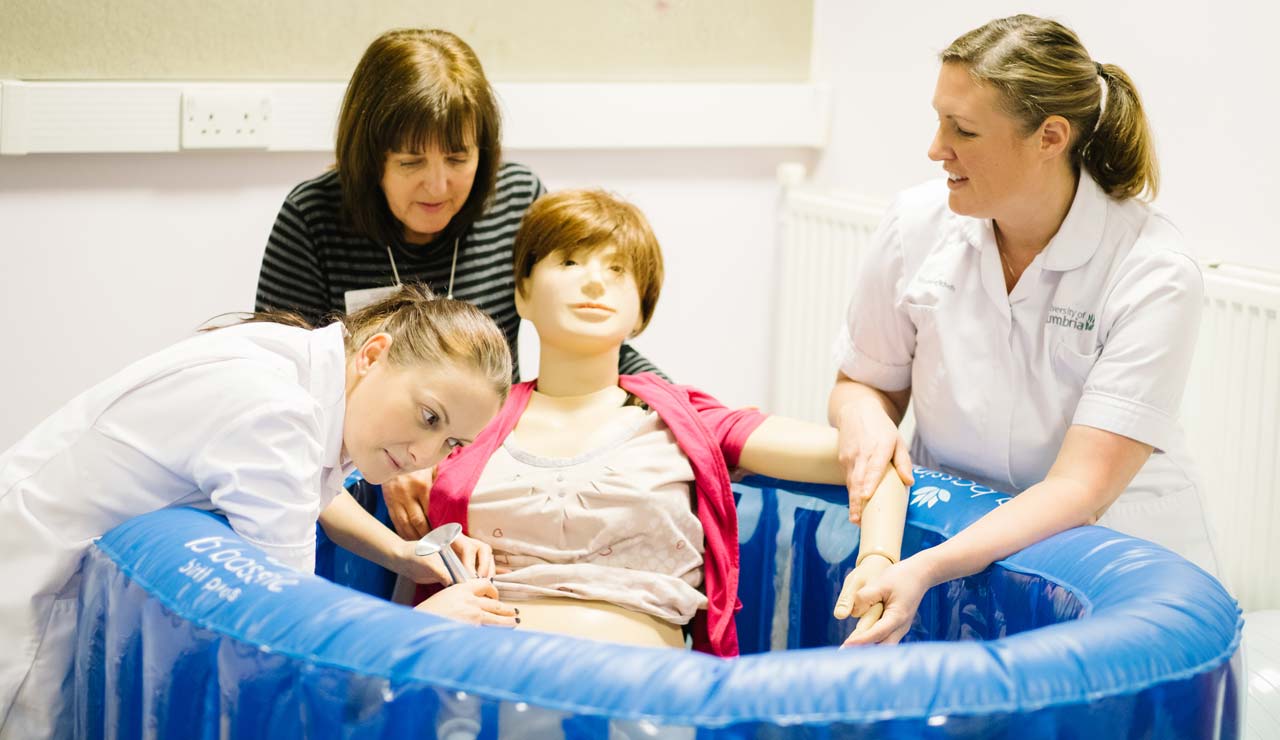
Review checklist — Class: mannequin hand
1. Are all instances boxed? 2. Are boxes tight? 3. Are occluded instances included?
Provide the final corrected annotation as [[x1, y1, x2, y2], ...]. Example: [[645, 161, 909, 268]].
[[835, 401, 913, 523], [393, 532, 495, 584], [382, 468, 434, 540], [840, 555, 933, 647], [833, 554, 892, 640], [414, 579, 519, 627]]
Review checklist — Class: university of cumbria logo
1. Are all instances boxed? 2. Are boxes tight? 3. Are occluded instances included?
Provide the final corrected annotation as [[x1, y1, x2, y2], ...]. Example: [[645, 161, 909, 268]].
[[1046, 305, 1095, 332]]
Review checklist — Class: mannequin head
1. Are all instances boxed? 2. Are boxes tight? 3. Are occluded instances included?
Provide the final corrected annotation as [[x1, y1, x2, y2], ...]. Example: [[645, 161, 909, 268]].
[[513, 190, 664, 356]]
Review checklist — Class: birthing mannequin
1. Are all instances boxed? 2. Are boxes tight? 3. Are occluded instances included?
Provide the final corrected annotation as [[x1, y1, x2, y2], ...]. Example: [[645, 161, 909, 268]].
[[422, 189, 907, 653], [501, 391, 907, 648]]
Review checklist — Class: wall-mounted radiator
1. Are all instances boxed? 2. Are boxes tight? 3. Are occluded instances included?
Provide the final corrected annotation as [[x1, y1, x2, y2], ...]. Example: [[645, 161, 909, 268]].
[[773, 180, 1279, 611], [1184, 264, 1280, 611], [771, 185, 886, 425]]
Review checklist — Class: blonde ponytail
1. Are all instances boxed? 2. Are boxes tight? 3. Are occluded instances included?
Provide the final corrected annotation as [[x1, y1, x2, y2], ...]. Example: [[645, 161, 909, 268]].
[[207, 284, 512, 403], [343, 283, 512, 403], [942, 15, 1159, 200]]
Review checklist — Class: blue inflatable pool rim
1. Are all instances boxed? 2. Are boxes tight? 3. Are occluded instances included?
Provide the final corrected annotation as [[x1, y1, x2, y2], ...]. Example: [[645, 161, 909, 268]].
[[77, 469, 1243, 732]]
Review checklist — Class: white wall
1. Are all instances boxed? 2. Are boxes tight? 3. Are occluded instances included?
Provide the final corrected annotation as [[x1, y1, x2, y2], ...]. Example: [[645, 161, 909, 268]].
[[810, 1, 1280, 271], [5, 0, 1277, 449], [0, 148, 809, 448], [0, 152, 317, 448]]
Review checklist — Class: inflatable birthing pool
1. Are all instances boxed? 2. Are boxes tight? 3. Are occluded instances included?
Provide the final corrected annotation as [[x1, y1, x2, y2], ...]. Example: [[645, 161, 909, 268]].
[[76, 469, 1243, 738]]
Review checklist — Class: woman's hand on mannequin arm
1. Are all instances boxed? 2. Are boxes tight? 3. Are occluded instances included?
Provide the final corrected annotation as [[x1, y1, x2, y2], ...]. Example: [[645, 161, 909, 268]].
[[842, 424, 1153, 646], [318, 491, 496, 584], [382, 468, 435, 539], [835, 555, 892, 640], [415, 579, 519, 627], [829, 372, 915, 523], [833, 466, 909, 644], [735, 418, 910, 643]]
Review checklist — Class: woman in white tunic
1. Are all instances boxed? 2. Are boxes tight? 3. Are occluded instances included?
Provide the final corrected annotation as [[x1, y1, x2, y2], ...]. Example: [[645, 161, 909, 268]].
[[0, 285, 515, 738], [831, 15, 1219, 646]]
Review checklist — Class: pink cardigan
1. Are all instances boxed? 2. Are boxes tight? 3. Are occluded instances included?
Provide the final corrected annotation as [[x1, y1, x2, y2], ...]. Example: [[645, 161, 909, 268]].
[[425, 373, 766, 657]]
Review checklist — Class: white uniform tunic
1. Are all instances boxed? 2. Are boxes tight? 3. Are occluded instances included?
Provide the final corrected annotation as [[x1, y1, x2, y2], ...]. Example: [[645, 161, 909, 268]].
[[0, 322, 352, 738], [837, 175, 1219, 575]]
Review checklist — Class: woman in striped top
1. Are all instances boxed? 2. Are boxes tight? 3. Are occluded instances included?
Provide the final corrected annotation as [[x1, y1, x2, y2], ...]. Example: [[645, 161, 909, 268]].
[[255, 28, 660, 539]]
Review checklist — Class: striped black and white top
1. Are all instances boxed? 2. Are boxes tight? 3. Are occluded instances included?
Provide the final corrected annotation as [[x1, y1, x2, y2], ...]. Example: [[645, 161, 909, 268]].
[[255, 162, 660, 379]]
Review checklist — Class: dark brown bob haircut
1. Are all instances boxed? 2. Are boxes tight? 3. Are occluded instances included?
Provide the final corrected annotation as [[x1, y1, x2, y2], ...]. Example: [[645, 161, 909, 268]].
[[335, 28, 502, 247], [513, 189, 665, 336]]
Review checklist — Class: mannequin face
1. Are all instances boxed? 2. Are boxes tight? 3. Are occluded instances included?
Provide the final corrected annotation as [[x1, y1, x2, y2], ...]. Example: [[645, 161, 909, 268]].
[[380, 136, 479, 245], [343, 334, 500, 484], [927, 63, 1062, 220], [515, 245, 644, 356]]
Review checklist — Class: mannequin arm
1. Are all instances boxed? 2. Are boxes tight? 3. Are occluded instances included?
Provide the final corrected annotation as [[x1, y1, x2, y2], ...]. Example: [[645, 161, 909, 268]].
[[855, 465, 908, 566], [834, 467, 908, 625], [736, 416, 845, 484]]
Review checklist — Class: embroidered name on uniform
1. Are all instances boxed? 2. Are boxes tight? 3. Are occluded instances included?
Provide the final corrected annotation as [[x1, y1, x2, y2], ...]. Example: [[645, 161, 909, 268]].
[[918, 276, 956, 291], [1046, 305, 1095, 332]]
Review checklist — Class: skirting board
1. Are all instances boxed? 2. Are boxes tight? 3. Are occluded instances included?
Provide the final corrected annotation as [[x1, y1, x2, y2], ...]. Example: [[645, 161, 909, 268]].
[[0, 80, 830, 154]]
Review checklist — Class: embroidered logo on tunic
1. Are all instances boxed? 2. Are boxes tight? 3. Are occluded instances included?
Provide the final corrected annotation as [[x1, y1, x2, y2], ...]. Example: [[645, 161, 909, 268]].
[[1046, 305, 1095, 332]]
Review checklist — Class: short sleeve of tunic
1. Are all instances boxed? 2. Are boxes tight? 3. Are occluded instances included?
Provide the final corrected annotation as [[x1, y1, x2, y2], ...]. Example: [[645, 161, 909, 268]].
[[1072, 222, 1204, 453], [104, 360, 329, 573], [834, 199, 917, 392]]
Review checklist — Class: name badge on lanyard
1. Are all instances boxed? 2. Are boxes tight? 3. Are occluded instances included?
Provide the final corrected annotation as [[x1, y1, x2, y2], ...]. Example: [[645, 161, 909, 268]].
[[344, 285, 400, 313], [344, 245, 404, 313]]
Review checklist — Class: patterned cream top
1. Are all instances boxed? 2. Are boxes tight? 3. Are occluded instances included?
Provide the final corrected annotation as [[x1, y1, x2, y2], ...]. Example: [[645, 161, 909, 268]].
[[469, 409, 707, 625]]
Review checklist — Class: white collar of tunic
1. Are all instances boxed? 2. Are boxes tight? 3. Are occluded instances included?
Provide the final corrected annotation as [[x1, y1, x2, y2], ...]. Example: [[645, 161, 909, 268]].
[[958, 173, 1110, 273]]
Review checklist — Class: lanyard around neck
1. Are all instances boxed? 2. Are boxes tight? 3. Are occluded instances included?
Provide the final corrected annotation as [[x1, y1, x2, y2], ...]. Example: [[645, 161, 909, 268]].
[[385, 235, 460, 299]]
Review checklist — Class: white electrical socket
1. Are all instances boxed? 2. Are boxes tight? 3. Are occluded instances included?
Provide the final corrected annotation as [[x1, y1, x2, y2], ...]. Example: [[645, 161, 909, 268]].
[[181, 90, 272, 150]]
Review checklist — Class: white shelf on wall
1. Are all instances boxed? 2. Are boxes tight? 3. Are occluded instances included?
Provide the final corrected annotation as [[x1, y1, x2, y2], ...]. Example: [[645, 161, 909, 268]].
[[0, 80, 830, 154]]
